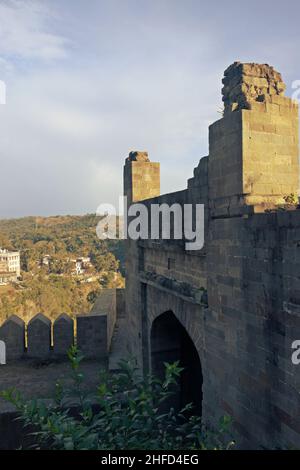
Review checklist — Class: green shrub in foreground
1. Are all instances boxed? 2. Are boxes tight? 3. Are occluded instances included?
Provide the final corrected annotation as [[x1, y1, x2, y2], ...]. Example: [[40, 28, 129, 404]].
[[1, 346, 235, 450]]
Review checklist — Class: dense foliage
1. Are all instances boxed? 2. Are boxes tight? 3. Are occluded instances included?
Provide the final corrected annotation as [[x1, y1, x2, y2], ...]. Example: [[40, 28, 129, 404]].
[[1, 348, 234, 450], [0, 215, 124, 323]]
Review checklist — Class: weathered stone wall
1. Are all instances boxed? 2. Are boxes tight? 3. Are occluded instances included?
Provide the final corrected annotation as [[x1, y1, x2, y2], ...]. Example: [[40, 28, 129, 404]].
[[77, 313, 107, 361], [204, 210, 300, 448], [123, 62, 300, 449], [53, 314, 74, 356], [0, 315, 25, 360], [210, 64, 299, 216], [124, 151, 160, 204], [91, 288, 119, 350], [27, 314, 52, 359]]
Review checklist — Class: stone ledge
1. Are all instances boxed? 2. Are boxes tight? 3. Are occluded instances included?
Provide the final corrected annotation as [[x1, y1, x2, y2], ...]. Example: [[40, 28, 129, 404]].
[[138, 239, 206, 257], [140, 271, 208, 307]]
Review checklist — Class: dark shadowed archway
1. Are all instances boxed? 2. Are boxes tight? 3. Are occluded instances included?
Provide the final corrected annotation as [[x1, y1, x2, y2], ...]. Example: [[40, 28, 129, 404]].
[[150, 311, 203, 416]]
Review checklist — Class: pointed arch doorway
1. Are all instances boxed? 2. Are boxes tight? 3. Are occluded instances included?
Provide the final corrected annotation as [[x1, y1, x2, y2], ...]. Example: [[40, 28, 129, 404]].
[[150, 310, 203, 416]]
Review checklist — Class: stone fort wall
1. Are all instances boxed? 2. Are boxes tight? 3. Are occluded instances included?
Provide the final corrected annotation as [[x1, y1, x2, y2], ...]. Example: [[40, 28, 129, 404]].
[[123, 62, 300, 449], [1, 62, 299, 450]]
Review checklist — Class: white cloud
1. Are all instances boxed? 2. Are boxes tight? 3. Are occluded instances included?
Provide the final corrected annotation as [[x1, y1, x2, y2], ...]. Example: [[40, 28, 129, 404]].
[[0, 0, 299, 217], [0, 0, 69, 62]]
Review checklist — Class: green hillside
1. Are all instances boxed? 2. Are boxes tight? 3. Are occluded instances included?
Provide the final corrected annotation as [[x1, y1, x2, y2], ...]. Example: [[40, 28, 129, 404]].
[[0, 214, 125, 324]]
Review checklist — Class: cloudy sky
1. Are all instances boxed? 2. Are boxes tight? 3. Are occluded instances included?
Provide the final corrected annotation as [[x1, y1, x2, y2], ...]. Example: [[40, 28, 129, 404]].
[[0, 0, 299, 217]]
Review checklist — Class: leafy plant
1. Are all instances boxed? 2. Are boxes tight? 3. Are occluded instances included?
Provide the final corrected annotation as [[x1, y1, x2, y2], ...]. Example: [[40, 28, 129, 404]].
[[1, 347, 235, 450]]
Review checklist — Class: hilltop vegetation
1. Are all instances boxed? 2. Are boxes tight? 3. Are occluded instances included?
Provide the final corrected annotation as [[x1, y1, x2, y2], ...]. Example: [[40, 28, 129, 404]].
[[0, 214, 125, 324]]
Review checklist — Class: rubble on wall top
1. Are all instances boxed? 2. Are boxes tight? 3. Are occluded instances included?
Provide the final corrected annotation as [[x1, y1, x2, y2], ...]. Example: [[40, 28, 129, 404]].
[[223, 62, 283, 82], [126, 151, 150, 163], [222, 61, 286, 112]]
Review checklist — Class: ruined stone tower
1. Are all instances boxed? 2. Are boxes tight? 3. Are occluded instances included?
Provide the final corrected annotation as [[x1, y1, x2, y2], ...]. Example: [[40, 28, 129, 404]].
[[210, 62, 299, 216], [123, 62, 300, 449], [123, 151, 160, 204]]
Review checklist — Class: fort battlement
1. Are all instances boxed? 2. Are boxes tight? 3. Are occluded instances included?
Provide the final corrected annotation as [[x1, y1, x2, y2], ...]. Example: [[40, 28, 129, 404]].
[[0, 288, 124, 363], [122, 63, 300, 449]]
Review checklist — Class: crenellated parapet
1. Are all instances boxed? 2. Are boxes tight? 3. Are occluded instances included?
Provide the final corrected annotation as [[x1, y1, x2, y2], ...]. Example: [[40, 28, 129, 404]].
[[0, 289, 124, 364], [0, 312, 108, 363]]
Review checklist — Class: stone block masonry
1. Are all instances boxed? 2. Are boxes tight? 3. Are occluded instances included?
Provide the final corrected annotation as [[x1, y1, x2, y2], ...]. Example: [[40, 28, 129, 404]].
[[209, 62, 299, 216], [0, 315, 25, 361], [123, 62, 300, 449], [77, 313, 107, 361], [91, 288, 118, 349], [222, 62, 286, 113], [53, 314, 74, 356], [27, 314, 51, 359], [124, 151, 160, 204]]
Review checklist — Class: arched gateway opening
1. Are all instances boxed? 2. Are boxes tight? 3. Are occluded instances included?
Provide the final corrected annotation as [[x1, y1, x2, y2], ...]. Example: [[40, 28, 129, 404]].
[[150, 311, 203, 416]]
